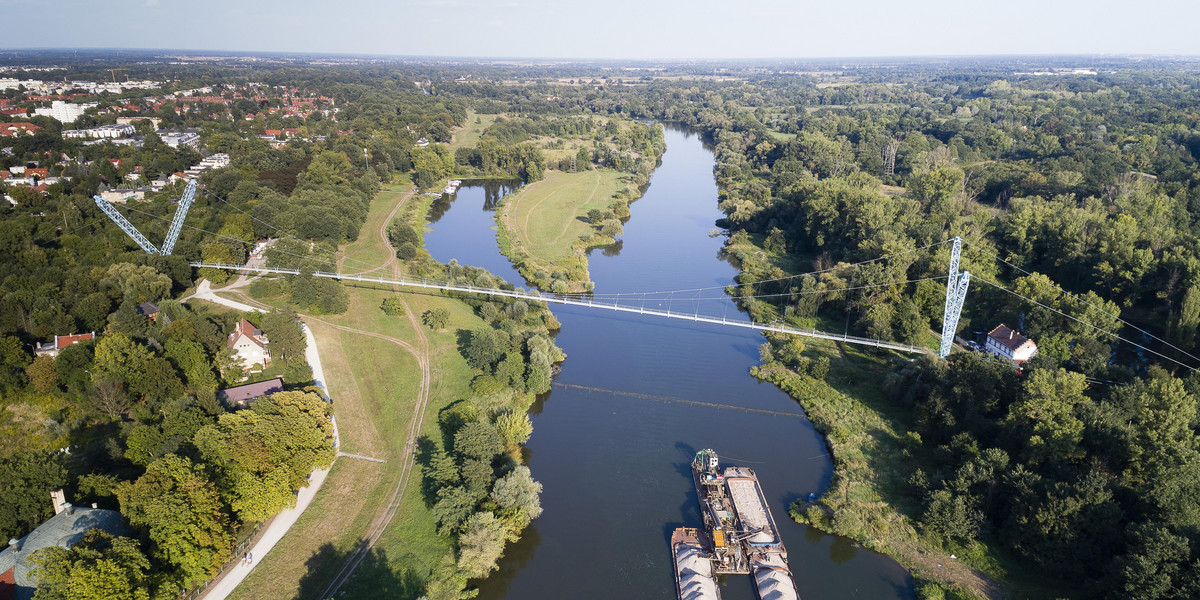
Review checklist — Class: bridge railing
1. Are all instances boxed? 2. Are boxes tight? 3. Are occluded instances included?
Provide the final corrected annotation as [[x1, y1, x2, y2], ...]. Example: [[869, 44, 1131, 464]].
[[190, 263, 930, 355]]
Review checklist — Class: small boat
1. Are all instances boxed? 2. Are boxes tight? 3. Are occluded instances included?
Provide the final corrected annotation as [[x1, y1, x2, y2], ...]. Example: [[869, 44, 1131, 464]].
[[672, 527, 722, 600]]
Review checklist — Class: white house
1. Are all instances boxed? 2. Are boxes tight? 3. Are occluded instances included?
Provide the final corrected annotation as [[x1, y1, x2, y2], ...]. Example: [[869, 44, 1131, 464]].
[[228, 319, 270, 371], [985, 324, 1038, 364]]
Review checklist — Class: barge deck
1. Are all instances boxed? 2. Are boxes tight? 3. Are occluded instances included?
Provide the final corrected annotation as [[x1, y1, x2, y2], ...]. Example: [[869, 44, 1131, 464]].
[[675, 450, 802, 600]]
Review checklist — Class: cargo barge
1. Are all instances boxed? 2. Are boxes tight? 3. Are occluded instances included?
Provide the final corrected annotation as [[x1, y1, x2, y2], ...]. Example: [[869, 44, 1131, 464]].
[[674, 450, 801, 600], [671, 527, 723, 600]]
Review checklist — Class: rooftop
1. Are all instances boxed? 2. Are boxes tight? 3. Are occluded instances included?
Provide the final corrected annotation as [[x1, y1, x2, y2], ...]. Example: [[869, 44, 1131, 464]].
[[217, 376, 284, 407], [0, 507, 128, 600], [987, 324, 1035, 351]]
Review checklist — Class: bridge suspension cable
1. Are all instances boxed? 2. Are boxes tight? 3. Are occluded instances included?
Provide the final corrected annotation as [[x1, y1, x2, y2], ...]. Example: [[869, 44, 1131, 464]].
[[974, 276, 1199, 372], [963, 240, 1200, 367]]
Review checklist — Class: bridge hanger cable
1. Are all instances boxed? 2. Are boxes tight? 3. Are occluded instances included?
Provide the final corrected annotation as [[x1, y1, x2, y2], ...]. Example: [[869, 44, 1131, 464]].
[[963, 241, 1200, 366], [974, 276, 1198, 373]]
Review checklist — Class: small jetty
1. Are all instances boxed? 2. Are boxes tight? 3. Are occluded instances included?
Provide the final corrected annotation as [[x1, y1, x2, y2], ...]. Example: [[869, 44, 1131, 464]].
[[671, 449, 801, 600]]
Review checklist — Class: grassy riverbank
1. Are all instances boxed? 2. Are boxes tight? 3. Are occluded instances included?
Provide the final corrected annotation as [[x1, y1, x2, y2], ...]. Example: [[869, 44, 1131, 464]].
[[494, 168, 634, 292], [231, 181, 561, 599]]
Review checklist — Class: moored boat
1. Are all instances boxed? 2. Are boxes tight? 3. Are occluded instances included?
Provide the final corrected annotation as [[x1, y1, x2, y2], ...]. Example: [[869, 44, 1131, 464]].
[[672, 527, 722, 600]]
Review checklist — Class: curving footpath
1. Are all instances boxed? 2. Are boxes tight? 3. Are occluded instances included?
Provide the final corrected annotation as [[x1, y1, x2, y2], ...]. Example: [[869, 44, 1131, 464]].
[[185, 280, 339, 600]]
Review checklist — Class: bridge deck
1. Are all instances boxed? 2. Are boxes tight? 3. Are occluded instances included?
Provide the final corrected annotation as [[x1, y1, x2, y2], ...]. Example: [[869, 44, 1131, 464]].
[[189, 263, 931, 355]]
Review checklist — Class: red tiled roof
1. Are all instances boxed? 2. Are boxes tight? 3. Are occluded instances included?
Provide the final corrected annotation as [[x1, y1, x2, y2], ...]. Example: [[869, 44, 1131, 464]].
[[228, 319, 266, 349], [55, 332, 94, 350], [0, 122, 40, 135], [1, 566, 16, 600], [987, 324, 1034, 352]]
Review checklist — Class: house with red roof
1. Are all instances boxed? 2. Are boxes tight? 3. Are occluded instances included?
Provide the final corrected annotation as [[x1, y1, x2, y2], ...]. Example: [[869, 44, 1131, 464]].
[[0, 122, 41, 136], [228, 319, 271, 371], [33, 332, 95, 358], [985, 324, 1038, 364]]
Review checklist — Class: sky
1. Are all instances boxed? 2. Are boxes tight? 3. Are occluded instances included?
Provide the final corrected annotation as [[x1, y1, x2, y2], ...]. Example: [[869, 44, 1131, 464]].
[[6, 0, 1200, 59]]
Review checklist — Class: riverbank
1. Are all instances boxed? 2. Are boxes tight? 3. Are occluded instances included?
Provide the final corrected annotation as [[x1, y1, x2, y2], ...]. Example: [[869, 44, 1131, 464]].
[[230, 180, 560, 599], [725, 229, 1005, 598]]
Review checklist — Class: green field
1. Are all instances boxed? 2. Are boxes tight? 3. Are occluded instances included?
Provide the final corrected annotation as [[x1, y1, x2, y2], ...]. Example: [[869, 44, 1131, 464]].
[[500, 169, 625, 261], [448, 110, 498, 152], [229, 186, 490, 600]]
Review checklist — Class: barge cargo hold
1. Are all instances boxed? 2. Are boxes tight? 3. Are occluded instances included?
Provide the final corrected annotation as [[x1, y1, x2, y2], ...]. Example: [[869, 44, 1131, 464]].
[[672, 527, 722, 600], [676, 450, 802, 600]]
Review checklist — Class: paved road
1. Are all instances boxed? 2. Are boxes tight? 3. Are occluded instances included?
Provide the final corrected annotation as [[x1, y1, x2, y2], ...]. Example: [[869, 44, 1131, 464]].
[[186, 280, 339, 600]]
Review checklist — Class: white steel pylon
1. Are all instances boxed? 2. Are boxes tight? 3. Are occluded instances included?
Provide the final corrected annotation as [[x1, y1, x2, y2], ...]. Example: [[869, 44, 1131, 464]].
[[939, 237, 969, 358], [93, 180, 198, 256]]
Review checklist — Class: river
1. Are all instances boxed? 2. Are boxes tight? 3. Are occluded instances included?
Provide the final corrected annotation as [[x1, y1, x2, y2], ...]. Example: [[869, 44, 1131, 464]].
[[422, 126, 915, 599]]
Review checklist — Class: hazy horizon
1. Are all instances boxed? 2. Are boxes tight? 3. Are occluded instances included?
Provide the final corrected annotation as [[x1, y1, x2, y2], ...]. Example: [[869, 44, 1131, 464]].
[[7, 0, 1199, 60]]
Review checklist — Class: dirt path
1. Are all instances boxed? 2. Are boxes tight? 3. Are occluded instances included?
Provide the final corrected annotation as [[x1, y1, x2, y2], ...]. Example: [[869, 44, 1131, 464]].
[[313, 188, 435, 598]]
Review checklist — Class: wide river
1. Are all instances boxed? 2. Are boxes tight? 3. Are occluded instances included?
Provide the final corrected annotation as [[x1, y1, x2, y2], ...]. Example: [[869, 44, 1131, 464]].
[[423, 126, 914, 599]]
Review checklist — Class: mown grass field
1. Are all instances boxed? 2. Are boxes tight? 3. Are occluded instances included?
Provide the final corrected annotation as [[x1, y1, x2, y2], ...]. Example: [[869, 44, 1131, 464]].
[[499, 169, 626, 262], [229, 185, 490, 600], [338, 176, 413, 273], [449, 110, 498, 152]]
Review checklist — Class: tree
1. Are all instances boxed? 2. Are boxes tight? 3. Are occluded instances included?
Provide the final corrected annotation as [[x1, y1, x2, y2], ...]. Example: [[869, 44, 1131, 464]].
[[464, 327, 502, 371], [0, 451, 67, 541], [1005, 368, 1088, 460], [261, 309, 305, 363], [456, 511, 507, 578], [432, 486, 475, 535], [453, 421, 505, 461], [25, 355, 59, 393], [91, 333, 150, 391], [0, 335, 30, 392], [422, 308, 450, 331], [116, 455, 233, 589], [193, 392, 335, 521], [100, 263, 171, 304], [381, 297, 406, 316], [491, 465, 543, 527], [495, 410, 532, 448], [28, 530, 152, 600]]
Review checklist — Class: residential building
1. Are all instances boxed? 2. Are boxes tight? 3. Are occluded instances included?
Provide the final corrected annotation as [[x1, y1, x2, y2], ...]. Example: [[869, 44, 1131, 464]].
[[0, 491, 129, 600], [61, 124, 135, 139], [32, 101, 97, 124], [217, 377, 284, 409], [136, 302, 159, 322], [985, 324, 1038, 364], [227, 318, 270, 370], [156, 128, 200, 149], [98, 189, 147, 204], [33, 332, 94, 358], [0, 123, 41, 137]]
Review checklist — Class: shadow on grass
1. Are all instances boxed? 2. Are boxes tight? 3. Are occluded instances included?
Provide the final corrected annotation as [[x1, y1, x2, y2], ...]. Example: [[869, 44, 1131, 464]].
[[294, 543, 425, 600]]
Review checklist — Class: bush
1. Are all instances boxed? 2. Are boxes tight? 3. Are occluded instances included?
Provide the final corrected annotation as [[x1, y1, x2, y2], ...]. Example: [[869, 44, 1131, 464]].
[[396, 242, 418, 261], [423, 308, 450, 330], [381, 297, 405, 316]]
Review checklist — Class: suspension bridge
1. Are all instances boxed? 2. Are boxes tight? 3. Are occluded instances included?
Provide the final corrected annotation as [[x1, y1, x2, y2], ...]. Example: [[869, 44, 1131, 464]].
[[188, 262, 940, 354], [92, 182, 1200, 370]]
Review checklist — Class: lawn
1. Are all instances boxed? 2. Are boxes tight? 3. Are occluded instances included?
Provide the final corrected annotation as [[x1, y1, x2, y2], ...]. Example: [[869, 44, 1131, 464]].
[[502, 169, 625, 262], [448, 110, 498, 152], [338, 176, 413, 274]]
